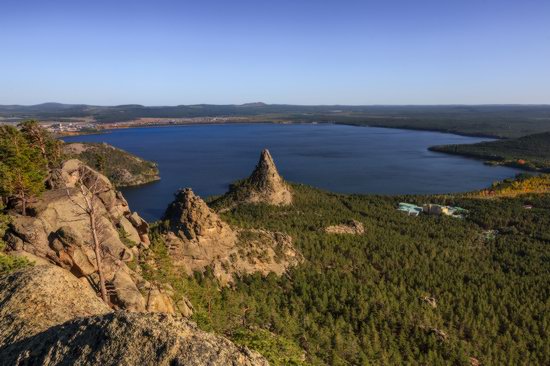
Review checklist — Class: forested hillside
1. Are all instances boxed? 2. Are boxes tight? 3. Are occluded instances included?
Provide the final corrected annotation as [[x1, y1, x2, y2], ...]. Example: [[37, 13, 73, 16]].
[[64, 142, 160, 187], [431, 132, 550, 171], [140, 183, 550, 365]]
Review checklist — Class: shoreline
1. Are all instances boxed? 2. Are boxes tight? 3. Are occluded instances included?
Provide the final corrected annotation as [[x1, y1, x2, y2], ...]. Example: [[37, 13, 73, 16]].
[[63, 118, 502, 139], [62, 120, 535, 174], [428, 146, 544, 173]]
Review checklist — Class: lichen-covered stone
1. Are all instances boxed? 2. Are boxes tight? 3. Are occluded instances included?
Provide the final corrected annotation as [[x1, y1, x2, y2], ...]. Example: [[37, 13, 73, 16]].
[[0, 312, 269, 366], [0, 265, 111, 348]]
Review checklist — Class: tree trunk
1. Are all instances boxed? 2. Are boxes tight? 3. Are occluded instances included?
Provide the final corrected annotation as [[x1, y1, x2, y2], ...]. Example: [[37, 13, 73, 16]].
[[21, 194, 27, 216], [90, 212, 109, 304]]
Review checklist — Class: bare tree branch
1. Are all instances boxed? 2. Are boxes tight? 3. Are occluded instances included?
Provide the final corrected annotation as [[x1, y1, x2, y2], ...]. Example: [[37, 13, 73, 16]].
[[65, 166, 110, 306]]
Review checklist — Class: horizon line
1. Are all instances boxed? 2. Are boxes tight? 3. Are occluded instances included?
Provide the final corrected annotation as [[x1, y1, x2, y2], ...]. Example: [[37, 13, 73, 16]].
[[2, 102, 550, 108]]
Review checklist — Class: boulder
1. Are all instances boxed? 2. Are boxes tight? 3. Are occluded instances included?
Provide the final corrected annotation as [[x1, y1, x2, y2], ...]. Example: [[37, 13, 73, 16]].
[[145, 287, 176, 314], [56, 159, 130, 220], [128, 211, 149, 235], [119, 216, 141, 245], [176, 297, 195, 318], [165, 188, 237, 245], [325, 219, 365, 235], [51, 226, 96, 276], [0, 265, 111, 348], [110, 268, 146, 311], [421, 295, 437, 308], [0, 312, 269, 366]]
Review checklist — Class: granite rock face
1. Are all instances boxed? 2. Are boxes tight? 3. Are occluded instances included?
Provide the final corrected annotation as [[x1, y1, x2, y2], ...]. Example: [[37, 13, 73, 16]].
[[165, 188, 237, 246], [0, 266, 268, 366], [230, 149, 293, 206], [3, 160, 150, 311], [0, 312, 269, 366], [163, 188, 301, 283], [0, 265, 111, 348]]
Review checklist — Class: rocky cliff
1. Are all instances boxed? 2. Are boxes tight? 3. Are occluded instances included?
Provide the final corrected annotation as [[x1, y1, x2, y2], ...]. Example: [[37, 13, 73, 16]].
[[3, 159, 166, 312], [163, 188, 301, 283], [222, 149, 293, 206]]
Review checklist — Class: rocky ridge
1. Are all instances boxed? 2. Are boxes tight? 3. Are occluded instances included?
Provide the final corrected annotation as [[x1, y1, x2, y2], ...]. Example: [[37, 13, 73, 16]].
[[163, 188, 301, 283], [0, 159, 270, 366], [0, 265, 268, 366], [0, 149, 303, 365], [3, 159, 173, 313]]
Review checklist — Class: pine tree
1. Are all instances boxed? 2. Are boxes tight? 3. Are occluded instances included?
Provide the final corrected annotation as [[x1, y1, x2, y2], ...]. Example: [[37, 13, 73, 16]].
[[0, 126, 46, 215], [18, 120, 63, 169]]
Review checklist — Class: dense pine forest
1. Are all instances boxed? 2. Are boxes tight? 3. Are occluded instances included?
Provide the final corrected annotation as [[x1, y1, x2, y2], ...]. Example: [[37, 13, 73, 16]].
[[431, 132, 550, 171], [141, 183, 550, 365]]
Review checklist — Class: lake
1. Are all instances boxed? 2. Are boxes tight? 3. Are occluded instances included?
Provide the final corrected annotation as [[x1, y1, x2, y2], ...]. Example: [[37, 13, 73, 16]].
[[64, 123, 521, 221]]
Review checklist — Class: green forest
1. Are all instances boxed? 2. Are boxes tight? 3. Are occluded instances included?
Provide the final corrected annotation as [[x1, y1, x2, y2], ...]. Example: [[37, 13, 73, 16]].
[[141, 183, 550, 365], [431, 132, 550, 171]]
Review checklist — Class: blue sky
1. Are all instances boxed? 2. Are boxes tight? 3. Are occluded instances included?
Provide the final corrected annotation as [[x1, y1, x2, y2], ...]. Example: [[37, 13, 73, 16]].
[[1, 0, 549, 105]]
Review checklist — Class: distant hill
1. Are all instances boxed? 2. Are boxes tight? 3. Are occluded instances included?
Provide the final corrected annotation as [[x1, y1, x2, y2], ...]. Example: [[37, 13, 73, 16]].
[[239, 102, 267, 107], [431, 132, 550, 171], [2, 103, 550, 138]]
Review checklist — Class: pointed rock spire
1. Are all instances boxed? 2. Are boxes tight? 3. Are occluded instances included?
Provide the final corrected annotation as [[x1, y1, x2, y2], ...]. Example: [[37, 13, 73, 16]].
[[238, 149, 293, 205]]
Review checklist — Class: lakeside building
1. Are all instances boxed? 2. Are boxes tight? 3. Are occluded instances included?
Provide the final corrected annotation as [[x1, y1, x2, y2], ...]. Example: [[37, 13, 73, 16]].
[[398, 203, 423, 216], [398, 203, 468, 219]]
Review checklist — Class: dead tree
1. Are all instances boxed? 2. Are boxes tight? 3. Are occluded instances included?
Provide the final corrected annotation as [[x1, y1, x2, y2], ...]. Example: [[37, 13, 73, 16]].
[[66, 167, 110, 305]]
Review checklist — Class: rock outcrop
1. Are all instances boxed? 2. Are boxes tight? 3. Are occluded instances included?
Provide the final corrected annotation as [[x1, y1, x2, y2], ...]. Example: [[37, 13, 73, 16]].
[[165, 188, 237, 248], [0, 265, 111, 348], [0, 312, 269, 366], [3, 160, 152, 312], [163, 188, 301, 283], [226, 149, 292, 206], [0, 266, 267, 366], [325, 220, 365, 235]]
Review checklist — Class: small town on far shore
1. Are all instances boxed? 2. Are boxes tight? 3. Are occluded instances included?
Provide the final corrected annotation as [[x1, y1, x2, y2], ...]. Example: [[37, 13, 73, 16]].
[[0, 115, 286, 136]]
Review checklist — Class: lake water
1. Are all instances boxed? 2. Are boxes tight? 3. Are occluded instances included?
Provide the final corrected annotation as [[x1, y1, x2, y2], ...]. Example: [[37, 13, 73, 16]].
[[64, 123, 521, 221]]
